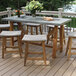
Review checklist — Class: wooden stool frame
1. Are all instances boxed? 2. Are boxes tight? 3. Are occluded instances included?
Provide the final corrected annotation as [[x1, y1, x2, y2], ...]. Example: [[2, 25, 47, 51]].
[[24, 41, 46, 66], [26, 25, 42, 35], [65, 37, 76, 60], [2, 36, 22, 58]]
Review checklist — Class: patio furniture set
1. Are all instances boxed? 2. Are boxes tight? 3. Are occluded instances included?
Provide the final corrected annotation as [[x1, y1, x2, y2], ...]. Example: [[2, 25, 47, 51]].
[[0, 15, 75, 66]]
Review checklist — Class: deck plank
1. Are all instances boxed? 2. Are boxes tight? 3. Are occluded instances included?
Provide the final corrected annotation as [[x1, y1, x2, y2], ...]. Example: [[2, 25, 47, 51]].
[[54, 58, 74, 76], [11, 61, 33, 76], [0, 58, 20, 75], [3, 59, 23, 76], [45, 58, 67, 76], [33, 52, 64, 76], [63, 58, 76, 76], [71, 68, 76, 76], [20, 61, 43, 76], [2, 59, 24, 76]]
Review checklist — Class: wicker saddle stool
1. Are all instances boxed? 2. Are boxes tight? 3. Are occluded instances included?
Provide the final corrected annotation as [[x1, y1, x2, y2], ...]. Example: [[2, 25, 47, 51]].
[[0, 31, 22, 58], [24, 23, 42, 35], [22, 35, 47, 66], [65, 32, 76, 60], [0, 24, 10, 32]]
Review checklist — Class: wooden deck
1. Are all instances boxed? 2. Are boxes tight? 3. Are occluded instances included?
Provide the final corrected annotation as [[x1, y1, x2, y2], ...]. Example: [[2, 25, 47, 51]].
[[0, 40, 76, 76]]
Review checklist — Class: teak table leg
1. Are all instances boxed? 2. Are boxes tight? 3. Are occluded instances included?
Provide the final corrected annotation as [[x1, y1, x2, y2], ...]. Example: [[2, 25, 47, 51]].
[[60, 25, 64, 52], [52, 26, 58, 58], [17, 22, 23, 38], [17, 36, 22, 58], [47, 27, 51, 44], [10, 21, 14, 46]]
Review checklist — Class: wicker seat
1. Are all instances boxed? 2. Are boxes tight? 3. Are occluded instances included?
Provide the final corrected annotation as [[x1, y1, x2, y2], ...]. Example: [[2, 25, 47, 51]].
[[0, 24, 10, 32], [65, 32, 76, 60], [0, 31, 22, 58], [0, 24, 10, 28], [24, 23, 42, 35], [47, 25, 66, 29], [0, 31, 21, 36], [22, 35, 47, 65]]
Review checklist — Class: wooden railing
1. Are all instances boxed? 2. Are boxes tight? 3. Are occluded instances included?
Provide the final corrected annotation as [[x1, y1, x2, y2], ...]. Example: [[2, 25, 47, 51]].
[[21, 7, 76, 32], [0, 11, 8, 24], [0, 11, 8, 16]]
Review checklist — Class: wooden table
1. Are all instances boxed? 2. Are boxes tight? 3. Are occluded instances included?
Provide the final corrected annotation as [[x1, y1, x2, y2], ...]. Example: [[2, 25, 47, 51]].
[[2, 16, 71, 58]]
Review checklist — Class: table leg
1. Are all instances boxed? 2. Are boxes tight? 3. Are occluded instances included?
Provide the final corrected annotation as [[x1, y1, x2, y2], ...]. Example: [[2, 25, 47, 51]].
[[52, 26, 58, 58], [60, 25, 64, 52], [17, 22, 24, 39], [10, 21, 14, 46]]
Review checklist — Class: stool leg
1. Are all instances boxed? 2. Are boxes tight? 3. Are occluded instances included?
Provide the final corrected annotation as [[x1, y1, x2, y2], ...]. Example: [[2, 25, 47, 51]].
[[31, 27, 33, 35], [36, 27, 38, 35], [65, 37, 70, 56], [24, 42, 29, 66], [26, 26, 29, 34], [52, 26, 58, 58], [63, 34, 66, 44], [42, 41, 46, 65], [47, 27, 51, 44], [2, 37, 6, 58], [40, 25, 42, 34], [63, 26, 66, 44], [17, 36, 22, 58], [67, 37, 72, 60]]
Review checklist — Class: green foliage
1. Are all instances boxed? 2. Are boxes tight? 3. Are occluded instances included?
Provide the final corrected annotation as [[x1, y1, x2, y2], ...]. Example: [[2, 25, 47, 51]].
[[38, 0, 74, 11], [0, 0, 75, 11], [25, 0, 43, 11], [0, 0, 27, 11]]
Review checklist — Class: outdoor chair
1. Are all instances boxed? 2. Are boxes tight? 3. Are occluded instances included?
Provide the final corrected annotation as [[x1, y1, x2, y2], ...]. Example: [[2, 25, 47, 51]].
[[0, 31, 22, 58], [23, 23, 42, 35], [22, 35, 47, 66], [65, 32, 76, 60]]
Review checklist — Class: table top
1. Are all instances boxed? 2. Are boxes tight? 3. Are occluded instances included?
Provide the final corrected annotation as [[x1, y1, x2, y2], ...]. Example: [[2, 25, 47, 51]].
[[2, 16, 71, 26]]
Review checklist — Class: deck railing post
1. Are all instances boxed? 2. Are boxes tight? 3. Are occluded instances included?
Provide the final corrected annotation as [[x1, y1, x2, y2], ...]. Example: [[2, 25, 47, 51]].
[[21, 7, 26, 16], [58, 8, 63, 18], [6, 7, 12, 17], [6, 7, 12, 23]]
